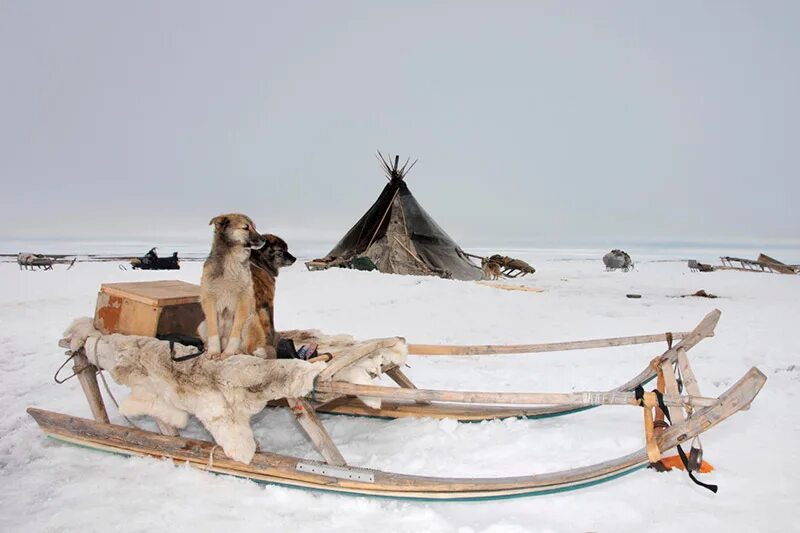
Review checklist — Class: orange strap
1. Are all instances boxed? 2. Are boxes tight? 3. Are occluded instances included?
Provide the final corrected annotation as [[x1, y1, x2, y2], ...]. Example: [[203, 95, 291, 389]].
[[659, 455, 715, 473]]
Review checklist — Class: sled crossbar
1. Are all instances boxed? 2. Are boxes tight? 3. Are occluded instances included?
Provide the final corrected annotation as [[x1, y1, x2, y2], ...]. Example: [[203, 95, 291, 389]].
[[408, 331, 692, 356], [313, 382, 717, 408]]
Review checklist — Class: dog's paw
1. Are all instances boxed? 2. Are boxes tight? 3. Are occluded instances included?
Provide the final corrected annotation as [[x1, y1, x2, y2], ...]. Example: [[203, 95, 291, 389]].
[[207, 335, 221, 356], [222, 337, 240, 357], [252, 347, 267, 359]]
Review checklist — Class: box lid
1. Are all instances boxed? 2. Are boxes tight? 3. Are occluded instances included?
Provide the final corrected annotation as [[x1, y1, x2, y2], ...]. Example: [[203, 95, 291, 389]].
[[100, 280, 201, 307]]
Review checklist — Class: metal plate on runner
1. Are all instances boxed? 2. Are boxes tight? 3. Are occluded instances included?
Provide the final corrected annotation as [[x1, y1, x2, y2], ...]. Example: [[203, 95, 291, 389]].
[[296, 462, 375, 483]]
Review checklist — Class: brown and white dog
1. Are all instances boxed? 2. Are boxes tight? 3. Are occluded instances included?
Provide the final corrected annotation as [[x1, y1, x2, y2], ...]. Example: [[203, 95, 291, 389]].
[[200, 213, 266, 359], [248, 234, 296, 358]]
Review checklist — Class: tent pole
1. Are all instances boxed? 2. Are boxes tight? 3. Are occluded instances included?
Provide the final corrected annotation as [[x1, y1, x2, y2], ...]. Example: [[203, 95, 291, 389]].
[[365, 188, 400, 251]]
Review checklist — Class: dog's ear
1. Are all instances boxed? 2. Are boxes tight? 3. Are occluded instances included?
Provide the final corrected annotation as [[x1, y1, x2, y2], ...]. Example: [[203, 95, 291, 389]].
[[209, 215, 230, 230]]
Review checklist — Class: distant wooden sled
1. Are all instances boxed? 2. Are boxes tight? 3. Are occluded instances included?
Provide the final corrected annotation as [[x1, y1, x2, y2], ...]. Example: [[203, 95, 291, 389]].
[[17, 253, 54, 271], [465, 253, 536, 279], [29, 310, 765, 499], [718, 254, 799, 275]]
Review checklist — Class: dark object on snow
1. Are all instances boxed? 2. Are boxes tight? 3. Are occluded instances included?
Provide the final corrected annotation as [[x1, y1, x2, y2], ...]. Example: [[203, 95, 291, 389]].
[[306, 153, 482, 281], [603, 249, 633, 272], [626, 293, 642, 299], [131, 248, 180, 270], [688, 260, 715, 273], [682, 290, 718, 299], [349, 256, 378, 271]]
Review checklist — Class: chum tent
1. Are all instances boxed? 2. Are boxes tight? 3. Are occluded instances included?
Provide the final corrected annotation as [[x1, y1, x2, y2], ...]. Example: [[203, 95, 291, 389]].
[[310, 154, 483, 281]]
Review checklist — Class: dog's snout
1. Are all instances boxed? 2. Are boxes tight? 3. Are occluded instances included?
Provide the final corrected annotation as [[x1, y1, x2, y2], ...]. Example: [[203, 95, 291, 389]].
[[250, 233, 267, 249], [285, 253, 297, 265]]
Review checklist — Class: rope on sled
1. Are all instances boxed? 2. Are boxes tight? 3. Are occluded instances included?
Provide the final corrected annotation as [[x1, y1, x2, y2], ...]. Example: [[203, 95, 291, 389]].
[[206, 445, 220, 470]]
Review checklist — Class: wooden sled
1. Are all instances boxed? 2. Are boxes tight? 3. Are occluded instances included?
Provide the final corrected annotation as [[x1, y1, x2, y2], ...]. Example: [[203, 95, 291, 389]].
[[29, 310, 764, 500], [719, 255, 799, 275], [310, 311, 714, 421], [27, 365, 764, 500]]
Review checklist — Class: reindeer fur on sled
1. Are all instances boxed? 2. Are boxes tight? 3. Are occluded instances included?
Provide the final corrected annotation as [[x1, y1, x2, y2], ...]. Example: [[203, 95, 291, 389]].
[[61, 318, 407, 463]]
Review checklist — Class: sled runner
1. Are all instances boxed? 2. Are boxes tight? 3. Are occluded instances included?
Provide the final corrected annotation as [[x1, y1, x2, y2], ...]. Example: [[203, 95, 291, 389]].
[[29, 309, 764, 500]]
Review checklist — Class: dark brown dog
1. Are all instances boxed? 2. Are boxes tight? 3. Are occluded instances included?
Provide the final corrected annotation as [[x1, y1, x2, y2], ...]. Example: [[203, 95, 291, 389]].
[[248, 234, 296, 357]]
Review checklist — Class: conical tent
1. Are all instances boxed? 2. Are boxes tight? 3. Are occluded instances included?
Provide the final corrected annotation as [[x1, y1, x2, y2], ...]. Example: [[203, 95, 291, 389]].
[[320, 154, 483, 281]]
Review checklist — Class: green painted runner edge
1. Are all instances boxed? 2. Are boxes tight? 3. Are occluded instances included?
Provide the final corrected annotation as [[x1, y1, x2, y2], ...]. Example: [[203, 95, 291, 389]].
[[46, 434, 647, 502]]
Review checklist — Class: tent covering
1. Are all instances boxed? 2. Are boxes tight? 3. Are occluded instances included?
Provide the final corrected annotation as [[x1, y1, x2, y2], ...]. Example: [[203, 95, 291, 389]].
[[318, 154, 483, 281]]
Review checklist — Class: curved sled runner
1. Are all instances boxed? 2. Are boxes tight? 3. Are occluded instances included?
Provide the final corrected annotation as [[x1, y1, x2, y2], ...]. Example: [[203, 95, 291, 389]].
[[28, 366, 764, 500]]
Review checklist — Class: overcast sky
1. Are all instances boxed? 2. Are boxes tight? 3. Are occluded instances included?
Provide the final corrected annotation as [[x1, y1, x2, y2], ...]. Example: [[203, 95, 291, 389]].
[[1, 1, 797, 246]]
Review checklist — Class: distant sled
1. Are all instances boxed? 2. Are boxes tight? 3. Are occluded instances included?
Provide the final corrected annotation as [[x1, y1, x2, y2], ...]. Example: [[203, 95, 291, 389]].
[[17, 252, 54, 271], [130, 248, 180, 270]]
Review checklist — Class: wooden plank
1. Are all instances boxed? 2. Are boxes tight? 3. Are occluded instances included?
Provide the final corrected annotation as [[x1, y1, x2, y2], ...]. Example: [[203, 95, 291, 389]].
[[312, 398, 589, 421], [475, 281, 545, 293], [660, 361, 685, 424], [314, 381, 717, 408], [25, 367, 766, 499], [384, 366, 430, 405], [100, 281, 201, 307], [409, 331, 690, 356], [409, 309, 721, 357], [757, 254, 797, 274], [286, 398, 346, 466], [677, 347, 701, 397]]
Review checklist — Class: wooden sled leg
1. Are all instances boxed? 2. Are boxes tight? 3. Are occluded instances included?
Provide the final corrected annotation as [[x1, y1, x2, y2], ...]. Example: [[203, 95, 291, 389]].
[[73, 350, 109, 424], [155, 419, 179, 437], [286, 398, 346, 466], [660, 360, 686, 424], [384, 366, 431, 405], [677, 347, 701, 399]]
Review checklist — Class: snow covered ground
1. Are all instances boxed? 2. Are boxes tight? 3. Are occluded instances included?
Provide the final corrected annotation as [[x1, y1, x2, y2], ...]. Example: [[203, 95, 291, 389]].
[[1, 247, 798, 532]]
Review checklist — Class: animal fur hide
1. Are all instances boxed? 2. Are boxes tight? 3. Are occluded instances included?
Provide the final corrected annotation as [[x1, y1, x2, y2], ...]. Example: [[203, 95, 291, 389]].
[[61, 319, 408, 464], [279, 329, 408, 409], [63, 317, 324, 464]]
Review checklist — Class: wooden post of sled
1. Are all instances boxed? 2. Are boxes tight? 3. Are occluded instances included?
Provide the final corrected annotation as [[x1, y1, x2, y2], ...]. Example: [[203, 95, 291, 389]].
[[155, 420, 179, 437], [286, 398, 346, 466], [73, 350, 109, 424], [384, 365, 431, 405]]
